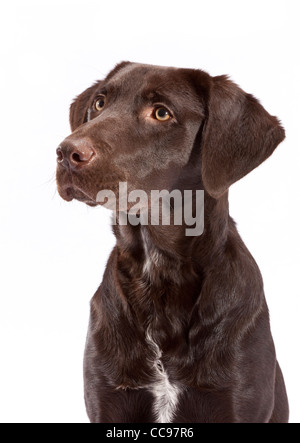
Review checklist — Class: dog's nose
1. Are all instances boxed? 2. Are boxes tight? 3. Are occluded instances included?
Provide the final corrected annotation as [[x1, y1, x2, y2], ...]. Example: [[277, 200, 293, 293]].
[[56, 140, 95, 169]]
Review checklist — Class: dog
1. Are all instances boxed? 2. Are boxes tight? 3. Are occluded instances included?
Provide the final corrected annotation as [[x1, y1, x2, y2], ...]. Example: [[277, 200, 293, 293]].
[[56, 62, 289, 423]]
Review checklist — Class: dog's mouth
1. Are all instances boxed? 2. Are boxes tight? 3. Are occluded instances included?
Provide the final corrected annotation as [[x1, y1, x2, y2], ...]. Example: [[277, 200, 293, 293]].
[[56, 168, 122, 208], [58, 184, 98, 206], [56, 167, 139, 211], [56, 167, 98, 206]]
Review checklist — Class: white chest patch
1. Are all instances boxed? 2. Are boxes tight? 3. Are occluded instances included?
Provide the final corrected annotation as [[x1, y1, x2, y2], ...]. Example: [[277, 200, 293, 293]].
[[146, 328, 181, 423], [141, 229, 164, 276]]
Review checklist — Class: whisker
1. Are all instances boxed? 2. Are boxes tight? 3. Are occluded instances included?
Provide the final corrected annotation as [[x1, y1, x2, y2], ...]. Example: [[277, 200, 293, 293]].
[[42, 172, 56, 186], [51, 187, 57, 201]]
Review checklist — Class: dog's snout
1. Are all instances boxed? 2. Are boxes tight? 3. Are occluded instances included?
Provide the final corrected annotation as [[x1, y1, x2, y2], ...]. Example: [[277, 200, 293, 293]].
[[56, 140, 96, 169]]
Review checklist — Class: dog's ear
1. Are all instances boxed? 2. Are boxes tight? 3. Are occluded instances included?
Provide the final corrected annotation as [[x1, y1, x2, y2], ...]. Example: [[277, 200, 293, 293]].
[[69, 81, 103, 132], [201, 75, 285, 199]]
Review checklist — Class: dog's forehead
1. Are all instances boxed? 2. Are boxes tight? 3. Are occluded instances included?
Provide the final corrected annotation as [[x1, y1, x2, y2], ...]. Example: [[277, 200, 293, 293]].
[[109, 63, 177, 79], [106, 63, 192, 93]]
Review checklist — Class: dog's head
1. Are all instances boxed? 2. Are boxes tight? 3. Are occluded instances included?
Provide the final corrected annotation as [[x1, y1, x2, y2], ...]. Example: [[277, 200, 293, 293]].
[[56, 62, 284, 206]]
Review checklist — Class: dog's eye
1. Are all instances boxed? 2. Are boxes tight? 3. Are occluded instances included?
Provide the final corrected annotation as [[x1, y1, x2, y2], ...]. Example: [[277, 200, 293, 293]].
[[94, 96, 105, 111], [154, 107, 171, 122]]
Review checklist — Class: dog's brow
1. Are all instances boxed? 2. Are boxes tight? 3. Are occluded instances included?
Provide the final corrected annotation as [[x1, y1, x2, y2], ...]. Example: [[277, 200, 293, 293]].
[[141, 90, 174, 108], [143, 91, 164, 100], [96, 86, 108, 96]]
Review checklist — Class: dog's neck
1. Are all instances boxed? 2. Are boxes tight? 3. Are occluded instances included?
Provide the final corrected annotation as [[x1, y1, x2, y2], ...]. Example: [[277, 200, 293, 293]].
[[113, 192, 230, 284]]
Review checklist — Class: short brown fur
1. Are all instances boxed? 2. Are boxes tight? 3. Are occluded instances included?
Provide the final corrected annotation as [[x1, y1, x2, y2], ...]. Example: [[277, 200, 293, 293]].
[[56, 62, 288, 423]]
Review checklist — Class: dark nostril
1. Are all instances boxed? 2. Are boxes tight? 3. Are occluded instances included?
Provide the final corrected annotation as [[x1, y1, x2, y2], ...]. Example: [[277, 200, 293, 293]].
[[56, 147, 64, 163], [71, 152, 82, 164], [69, 145, 95, 165]]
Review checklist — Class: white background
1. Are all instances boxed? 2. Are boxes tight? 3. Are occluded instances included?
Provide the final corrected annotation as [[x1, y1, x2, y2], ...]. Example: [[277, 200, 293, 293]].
[[0, 0, 299, 423]]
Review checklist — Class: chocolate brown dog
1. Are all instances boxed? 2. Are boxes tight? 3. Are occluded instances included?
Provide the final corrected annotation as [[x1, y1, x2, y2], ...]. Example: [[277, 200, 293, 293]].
[[56, 62, 289, 423]]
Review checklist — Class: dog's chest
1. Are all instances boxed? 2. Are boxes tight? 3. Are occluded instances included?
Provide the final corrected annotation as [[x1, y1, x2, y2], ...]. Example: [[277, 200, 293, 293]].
[[140, 228, 183, 285], [141, 228, 164, 276], [127, 228, 183, 421], [145, 327, 181, 423]]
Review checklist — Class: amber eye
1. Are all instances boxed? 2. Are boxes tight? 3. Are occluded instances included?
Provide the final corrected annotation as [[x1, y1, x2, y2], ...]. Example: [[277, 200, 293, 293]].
[[154, 107, 171, 121], [94, 96, 105, 111]]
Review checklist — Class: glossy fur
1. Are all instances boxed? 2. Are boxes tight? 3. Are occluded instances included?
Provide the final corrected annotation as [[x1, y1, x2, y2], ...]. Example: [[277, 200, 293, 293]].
[[56, 62, 289, 423]]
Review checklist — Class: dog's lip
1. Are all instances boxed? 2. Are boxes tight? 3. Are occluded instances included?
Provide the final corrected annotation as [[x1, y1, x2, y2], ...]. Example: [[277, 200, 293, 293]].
[[58, 185, 74, 202], [58, 183, 97, 205]]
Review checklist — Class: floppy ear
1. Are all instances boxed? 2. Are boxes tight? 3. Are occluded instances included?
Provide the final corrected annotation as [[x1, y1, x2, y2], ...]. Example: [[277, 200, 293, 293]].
[[201, 75, 285, 199], [69, 81, 103, 132]]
